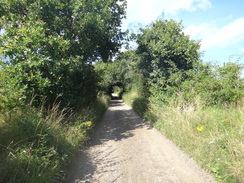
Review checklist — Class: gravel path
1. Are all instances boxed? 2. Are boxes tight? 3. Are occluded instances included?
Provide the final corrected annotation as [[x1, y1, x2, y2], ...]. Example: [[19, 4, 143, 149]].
[[65, 99, 216, 183]]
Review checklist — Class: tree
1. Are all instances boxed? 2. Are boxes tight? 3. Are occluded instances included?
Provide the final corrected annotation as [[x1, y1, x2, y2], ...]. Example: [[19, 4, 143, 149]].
[[95, 50, 145, 95], [136, 19, 201, 85], [0, 0, 126, 107]]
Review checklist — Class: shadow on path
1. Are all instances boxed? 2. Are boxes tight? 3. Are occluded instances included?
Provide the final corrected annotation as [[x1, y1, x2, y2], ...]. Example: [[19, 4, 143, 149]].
[[65, 99, 150, 183]]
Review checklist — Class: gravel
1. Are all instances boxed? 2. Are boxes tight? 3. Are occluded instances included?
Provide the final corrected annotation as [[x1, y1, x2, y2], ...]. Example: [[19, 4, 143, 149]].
[[65, 99, 216, 183]]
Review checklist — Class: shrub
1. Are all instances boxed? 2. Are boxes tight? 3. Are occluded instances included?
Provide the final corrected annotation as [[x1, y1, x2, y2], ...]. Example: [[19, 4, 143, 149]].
[[153, 62, 244, 106]]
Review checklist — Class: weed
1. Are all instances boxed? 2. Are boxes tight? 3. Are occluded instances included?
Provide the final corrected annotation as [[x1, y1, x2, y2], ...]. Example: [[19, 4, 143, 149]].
[[0, 94, 110, 183], [124, 90, 244, 182], [152, 99, 244, 182]]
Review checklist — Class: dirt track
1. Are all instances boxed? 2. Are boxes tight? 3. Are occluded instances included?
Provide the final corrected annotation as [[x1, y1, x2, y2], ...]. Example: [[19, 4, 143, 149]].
[[65, 99, 216, 183]]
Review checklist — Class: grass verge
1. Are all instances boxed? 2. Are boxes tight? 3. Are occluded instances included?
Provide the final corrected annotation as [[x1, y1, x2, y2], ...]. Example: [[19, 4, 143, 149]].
[[124, 91, 244, 182], [123, 90, 148, 117], [0, 94, 110, 183]]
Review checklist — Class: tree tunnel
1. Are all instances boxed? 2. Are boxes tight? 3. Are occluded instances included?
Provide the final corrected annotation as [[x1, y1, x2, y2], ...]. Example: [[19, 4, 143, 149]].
[[108, 82, 125, 99]]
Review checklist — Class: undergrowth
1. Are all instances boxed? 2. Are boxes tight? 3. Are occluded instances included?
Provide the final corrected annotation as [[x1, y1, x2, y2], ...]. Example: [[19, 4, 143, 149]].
[[123, 88, 149, 117], [124, 91, 244, 182], [0, 94, 110, 183]]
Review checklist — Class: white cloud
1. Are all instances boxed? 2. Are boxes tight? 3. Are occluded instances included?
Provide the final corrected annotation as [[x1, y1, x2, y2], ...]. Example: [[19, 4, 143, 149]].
[[166, 0, 212, 14], [122, 0, 212, 30], [184, 18, 244, 50], [184, 24, 211, 38], [240, 48, 244, 52]]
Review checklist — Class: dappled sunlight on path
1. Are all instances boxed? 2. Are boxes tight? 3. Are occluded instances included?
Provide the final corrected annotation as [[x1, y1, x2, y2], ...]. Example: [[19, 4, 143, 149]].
[[65, 100, 216, 183]]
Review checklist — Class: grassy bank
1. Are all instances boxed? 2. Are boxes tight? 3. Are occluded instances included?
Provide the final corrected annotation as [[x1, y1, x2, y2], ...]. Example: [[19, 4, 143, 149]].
[[123, 92, 244, 182], [0, 95, 110, 183]]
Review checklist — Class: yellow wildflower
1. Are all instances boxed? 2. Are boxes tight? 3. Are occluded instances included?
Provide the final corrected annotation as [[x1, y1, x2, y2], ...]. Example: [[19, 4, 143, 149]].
[[197, 126, 204, 132], [86, 121, 92, 127]]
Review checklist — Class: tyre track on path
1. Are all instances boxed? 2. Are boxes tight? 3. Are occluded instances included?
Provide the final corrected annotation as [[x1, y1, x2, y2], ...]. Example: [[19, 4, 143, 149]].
[[66, 99, 216, 183]]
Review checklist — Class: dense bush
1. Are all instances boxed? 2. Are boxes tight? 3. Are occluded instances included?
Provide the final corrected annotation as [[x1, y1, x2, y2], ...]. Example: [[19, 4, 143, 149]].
[[157, 62, 244, 105]]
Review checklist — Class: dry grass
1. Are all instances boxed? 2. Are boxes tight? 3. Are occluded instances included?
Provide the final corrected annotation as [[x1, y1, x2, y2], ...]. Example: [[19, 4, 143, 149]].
[[145, 97, 244, 182], [0, 94, 110, 183]]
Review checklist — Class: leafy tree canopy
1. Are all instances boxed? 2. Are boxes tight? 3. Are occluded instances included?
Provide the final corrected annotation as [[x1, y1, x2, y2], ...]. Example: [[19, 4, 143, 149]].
[[0, 0, 126, 62], [136, 19, 201, 81], [0, 0, 127, 108]]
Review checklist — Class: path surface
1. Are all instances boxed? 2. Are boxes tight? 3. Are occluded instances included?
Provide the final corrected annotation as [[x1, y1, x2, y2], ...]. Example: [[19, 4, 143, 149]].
[[66, 99, 216, 183]]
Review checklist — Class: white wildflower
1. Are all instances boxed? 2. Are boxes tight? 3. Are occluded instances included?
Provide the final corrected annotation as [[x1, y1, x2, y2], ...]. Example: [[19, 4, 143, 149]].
[[51, 150, 57, 154]]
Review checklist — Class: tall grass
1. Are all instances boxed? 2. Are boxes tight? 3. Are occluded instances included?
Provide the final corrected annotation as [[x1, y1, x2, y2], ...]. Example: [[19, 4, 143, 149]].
[[124, 89, 244, 182], [0, 95, 110, 183], [147, 97, 244, 182], [123, 87, 149, 117]]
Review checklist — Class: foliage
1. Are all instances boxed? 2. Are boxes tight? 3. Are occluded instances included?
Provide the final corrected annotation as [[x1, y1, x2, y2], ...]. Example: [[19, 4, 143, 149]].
[[0, 0, 126, 62], [160, 62, 244, 105], [0, 0, 126, 108], [0, 94, 110, 183], [0, 63, 23, 110], [124, 85, 244, 182], [146, 98, 244, 182], [95, 50, 145, 94], [0, 2, 243, 181], [136, 19, 201, 83], [0, 1, 123, 182], [120, 18, 244, 183]]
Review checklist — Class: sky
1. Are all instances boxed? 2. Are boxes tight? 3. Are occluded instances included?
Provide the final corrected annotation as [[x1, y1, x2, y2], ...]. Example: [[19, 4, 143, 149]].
[[121, 0, 244, 65]]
